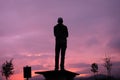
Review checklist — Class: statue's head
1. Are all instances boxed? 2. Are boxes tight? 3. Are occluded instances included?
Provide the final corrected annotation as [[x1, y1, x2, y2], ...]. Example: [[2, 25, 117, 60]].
[[57, 17, 63, 24]]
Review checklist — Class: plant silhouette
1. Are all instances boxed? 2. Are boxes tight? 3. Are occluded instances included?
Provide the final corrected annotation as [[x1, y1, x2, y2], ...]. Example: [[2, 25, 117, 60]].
[[1, 59, 14, 80], [91, 63, 98, 80], [104, 57, 112, 76]]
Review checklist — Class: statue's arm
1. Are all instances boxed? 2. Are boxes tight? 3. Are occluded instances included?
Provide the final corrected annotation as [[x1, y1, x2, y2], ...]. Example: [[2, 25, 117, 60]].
[[66, 27, 68, 38], [54, 26, 56, 37]]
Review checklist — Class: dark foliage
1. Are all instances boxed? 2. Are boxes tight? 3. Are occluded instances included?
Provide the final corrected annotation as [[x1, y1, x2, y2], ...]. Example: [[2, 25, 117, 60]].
[[1, 59, 14, 80], [103, 57, 112, 77], [91, 63, 98, 74]]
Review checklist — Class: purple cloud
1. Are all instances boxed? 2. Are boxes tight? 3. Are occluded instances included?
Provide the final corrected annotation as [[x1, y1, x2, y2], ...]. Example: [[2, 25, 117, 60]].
[[0, 0, 120, 78]]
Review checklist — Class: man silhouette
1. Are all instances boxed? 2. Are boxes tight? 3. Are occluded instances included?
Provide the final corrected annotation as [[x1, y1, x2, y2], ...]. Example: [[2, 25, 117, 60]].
[[54, 17, 68, 70]]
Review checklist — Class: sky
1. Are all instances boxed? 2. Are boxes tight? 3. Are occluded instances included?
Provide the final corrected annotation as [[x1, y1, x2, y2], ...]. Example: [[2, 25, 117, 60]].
[[0, 0, 120, 80]]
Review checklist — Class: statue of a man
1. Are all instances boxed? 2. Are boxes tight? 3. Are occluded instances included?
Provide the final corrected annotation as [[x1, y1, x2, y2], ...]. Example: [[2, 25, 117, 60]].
[[54, 17, 69, 70]]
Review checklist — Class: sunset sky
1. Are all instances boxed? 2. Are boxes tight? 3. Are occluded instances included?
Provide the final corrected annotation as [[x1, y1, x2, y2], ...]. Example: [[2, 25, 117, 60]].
[[0, 0, 120, 80]]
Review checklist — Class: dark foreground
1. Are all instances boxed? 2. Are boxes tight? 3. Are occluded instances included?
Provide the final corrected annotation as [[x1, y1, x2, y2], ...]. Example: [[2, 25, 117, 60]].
[[35, 70, 79, 80]]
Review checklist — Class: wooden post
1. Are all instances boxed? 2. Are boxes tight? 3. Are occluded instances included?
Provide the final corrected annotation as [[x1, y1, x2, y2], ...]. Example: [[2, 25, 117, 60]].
[[23, 66, 31, 80]]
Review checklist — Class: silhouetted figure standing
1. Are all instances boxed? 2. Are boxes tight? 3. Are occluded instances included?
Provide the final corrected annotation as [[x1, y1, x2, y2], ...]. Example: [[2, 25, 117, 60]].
[[54, 17, 68, 70]]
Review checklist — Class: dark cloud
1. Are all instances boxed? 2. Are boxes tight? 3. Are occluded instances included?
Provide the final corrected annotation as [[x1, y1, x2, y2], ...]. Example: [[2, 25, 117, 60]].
[[109, 61, 120, 77], [113, 61, 120, 66], [68, 63, 90, 68], [30, 75, 44, 80], [32, 65, 47, 70], [77, 68, 91, 75], [107, 37, 120, 54]]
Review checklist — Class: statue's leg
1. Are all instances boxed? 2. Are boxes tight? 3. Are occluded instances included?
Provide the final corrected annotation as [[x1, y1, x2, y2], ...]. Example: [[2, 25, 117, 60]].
[[55, 44, 60, 70], [60, 47, 66, 70]]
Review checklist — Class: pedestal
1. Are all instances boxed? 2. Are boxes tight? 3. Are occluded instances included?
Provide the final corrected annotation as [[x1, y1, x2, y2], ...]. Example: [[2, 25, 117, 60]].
[[35, 70, 79, 80]]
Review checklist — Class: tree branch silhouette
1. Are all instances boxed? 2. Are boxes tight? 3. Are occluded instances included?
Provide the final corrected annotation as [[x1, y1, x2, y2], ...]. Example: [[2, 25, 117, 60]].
[[1, 59, 14, 80]]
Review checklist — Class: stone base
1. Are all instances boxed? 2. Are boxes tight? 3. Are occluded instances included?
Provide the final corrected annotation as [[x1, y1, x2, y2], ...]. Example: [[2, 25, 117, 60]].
[[35, 70, 79, 80]]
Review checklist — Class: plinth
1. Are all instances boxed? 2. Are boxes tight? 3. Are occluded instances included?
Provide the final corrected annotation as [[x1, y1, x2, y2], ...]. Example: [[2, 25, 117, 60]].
[[35, 70, 79, 80]]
